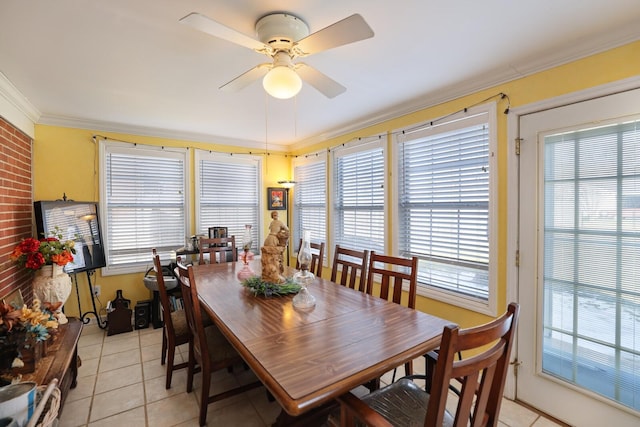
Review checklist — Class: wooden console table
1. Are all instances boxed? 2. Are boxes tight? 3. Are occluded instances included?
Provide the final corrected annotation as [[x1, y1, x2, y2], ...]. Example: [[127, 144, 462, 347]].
[[22, 317, 83, 414]]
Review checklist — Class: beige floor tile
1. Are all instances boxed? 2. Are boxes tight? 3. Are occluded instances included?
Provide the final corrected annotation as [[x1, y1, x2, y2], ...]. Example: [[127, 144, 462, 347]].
[[87, 406, 146, 427], [177, 342, 189, 354], [67, 374, 96, 403], [58, 396, 91, 427], [89, 382, 145, 422], [499, 398, 540, 427], [139, 328, 163, 347], [146, 392, 200, 427], [532, 416, 565, 427], [79, 343, 102, 361], [98, 348, 140, 373], [142, 358, 168, 381], [145, 369, 189, 403], [206, 397, 266, 427], [81, 324, 103, 336], [78, 333, 103, 348], [173, 418, 202, 427], [101, 335, 140, 356], [104, 329, 138, 341], [246, 387, 282, 426], [78, 357, 99, 378], [141, 342, 163, 362], [94, 363, 143, 394]]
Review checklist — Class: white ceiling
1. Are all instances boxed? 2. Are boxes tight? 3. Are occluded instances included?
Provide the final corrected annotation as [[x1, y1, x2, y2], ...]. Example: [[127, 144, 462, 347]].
[[1, 1, 639, 149]]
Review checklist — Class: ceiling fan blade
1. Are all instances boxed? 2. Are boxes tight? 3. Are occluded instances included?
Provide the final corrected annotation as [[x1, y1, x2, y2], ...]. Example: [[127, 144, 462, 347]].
[[294, 14, 374, 56], [219, 64, 271, 92], [180, 12, 268, 52], [296, 63, 346, 98]]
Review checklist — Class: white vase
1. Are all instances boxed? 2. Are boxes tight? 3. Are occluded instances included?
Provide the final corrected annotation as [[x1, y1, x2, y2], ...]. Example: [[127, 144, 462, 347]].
[[32, 264, 72, 325]]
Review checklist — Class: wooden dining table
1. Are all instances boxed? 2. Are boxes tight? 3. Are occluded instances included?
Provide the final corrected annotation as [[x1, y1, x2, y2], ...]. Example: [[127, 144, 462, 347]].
[[191, 259, 452, 422]]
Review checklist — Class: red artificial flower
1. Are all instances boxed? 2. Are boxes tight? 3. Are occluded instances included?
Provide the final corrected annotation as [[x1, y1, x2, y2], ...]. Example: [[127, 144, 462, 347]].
[[25, 252, 46, 270], [20, 238, 41, 253], [11, 228, 76, 271]]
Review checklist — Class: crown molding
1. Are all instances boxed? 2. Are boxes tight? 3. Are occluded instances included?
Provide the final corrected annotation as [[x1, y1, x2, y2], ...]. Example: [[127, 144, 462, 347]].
[[37, 114, 290, 153], [296, 25, 640, 149], [0, 72, 40, 138]]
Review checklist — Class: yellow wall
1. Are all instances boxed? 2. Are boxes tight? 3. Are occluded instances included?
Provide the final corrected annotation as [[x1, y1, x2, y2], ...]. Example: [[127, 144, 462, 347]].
[[33, 41, 640, 326], [293, 40, 640, 328], [32, 126, 290, 319]]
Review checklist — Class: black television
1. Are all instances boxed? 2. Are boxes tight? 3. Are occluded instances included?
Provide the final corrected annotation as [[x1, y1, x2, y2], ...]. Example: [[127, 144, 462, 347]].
[[34, 200, 106, 274]]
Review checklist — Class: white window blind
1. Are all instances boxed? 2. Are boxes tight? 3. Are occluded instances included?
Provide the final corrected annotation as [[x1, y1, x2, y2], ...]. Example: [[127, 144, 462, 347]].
[[398, 112, 492, 302], [542, 118, 640, 410], [102, 142, 187, 272], [332, 140, 385, 254], [195, 151, 261, 252], [293, 155, 327, 253]]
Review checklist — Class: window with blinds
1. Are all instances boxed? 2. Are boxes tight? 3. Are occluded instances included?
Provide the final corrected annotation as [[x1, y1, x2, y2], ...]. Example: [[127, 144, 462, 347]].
[[195, 150, 261, 253], [332, 140, 385, 254], [397, 109, 495, 306], [101, 142, 187, 273], [542, 118, 640, 410], [293, 154, 327, 254]]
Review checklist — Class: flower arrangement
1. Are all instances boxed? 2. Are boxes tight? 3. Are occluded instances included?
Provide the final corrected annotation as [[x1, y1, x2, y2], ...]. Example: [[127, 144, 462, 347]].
[[10, 227, 76, 271], [0, 298, 59, 342], [0, 298, 60, 371], [242, 276, 301, 297]]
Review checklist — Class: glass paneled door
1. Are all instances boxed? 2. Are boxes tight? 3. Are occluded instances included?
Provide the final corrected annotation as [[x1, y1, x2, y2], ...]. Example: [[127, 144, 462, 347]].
[[517, 87, 640, 427]]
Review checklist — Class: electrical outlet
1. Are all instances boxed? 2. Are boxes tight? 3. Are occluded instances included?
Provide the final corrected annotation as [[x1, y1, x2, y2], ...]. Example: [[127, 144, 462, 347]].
[[93, 285, 101, 297]]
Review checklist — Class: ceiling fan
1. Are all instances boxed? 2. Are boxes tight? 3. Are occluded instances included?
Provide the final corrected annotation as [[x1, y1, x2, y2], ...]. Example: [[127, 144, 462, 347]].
[[179, 11, 374, 99]]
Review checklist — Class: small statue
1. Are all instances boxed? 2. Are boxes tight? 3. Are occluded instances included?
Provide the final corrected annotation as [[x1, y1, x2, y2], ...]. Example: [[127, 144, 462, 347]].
[[264, 211, 289, 247], [261, 211, 289, 283]]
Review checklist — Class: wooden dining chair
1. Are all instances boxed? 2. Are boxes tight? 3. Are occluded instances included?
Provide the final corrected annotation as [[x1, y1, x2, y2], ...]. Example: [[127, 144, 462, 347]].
[[295, 239, 325, 278], [152, 249, 190, 389], [365, 251, 418, 387], [336, 303, 520, 427], [198, 235, 237, 265], [330, 245, 369, 292], [175, 259, 261, 426]]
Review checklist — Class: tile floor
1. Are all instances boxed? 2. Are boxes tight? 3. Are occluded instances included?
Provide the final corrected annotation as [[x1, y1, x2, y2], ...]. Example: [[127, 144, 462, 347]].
[[58, 323, 566, 427]]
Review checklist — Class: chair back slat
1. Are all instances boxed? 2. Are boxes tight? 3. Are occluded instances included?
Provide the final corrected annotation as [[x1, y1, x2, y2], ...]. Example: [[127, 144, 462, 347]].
[[152, 249, 173, 333], [330, 245, 369, 292], [365, 251, 418, 308], [199, 236, 237, 264], [175, 260, 207, 365], [426, 303, 520, 427], [335, 303, 519, 427]]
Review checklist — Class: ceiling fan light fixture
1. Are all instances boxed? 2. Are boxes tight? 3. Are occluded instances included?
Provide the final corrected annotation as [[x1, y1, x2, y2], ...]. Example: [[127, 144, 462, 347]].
[[263, 65, 302, 99]]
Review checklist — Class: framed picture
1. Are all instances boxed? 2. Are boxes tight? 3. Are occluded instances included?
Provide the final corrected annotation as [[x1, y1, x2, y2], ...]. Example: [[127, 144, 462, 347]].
[[2, 288, 24, 309], [267, 187, 286, 210]]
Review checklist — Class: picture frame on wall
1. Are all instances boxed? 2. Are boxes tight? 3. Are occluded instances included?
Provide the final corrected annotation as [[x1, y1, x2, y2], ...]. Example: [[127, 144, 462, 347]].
[[267, 187, 286, 210]]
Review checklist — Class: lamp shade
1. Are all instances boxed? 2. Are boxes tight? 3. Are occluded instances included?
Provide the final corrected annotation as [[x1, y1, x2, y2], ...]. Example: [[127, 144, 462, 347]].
[[263, 66, 302, 99]]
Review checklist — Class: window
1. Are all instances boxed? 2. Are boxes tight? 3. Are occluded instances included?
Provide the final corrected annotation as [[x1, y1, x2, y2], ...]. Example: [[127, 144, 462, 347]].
[[100, 141, 188, 274], [396, 105, 497, 313], [542, 117, 640, 410], [332, 139, 385, 254], [195, 150, 261, 253], [293, 153, 327, 254]]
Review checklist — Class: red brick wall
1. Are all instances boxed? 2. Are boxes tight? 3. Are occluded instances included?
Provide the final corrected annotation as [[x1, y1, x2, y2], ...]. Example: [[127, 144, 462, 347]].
[[0, 116, 33, 303]]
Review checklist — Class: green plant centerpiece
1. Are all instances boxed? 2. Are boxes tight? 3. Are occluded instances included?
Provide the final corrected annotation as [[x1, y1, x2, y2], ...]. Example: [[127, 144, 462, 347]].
[[242, 276, 301, 297]]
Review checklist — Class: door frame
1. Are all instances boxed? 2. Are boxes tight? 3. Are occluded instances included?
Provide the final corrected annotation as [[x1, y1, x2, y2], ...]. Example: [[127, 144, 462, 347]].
[[505, 75, 640, 401]]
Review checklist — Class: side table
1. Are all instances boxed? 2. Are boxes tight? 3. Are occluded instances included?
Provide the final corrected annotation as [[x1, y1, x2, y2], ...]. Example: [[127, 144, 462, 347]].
[[21, 317, 83, 414]]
